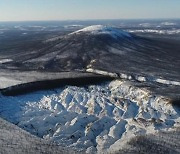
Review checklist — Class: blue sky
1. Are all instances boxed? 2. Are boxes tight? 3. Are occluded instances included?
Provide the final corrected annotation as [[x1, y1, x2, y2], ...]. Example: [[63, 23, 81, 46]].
[[0, 0, 180, 21]]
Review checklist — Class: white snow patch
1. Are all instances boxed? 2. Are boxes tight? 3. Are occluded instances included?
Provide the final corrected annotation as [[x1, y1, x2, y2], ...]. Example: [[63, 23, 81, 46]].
[[86, 69, 180, 86], [139, 23, 151, 27], [0, 77, 22, 88], [155, 78, 180, 86], [161, 22, 176, 26], [28, 25, 45, 28], [135, 76, 147, 82], [119, 73, 132, 80], [108, 47, 125, 55], [86, 59, 97, 69], [128, 29, 180, 35], [86, 68, 118, 78], [0, 59, 13, 64], [14, 26, 26, 31], [64, 25, 84, 28]]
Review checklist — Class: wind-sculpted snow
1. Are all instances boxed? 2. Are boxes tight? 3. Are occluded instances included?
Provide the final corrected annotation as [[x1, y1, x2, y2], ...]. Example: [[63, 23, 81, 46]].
[[0, 80, 179, 153]]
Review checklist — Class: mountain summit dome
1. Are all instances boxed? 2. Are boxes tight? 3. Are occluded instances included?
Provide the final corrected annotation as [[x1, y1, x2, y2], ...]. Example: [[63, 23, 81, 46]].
[[4, 24, 180, 93], [70, 25, 132, 38]]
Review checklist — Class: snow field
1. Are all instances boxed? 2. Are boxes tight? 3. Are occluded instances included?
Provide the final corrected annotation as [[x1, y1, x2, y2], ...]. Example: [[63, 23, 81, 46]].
[[0, 80, 179, 153]]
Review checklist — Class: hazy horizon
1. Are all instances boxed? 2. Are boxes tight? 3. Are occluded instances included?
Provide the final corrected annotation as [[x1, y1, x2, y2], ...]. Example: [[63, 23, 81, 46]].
[[0, 0, 180, 22], [1, 18, 180, 23]]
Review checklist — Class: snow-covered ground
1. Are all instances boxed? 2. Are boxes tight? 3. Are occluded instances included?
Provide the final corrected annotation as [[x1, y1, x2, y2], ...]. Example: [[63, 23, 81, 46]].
[[0, 117, 73, 154], [128, 29, 180, 35], [0, 69, 101, 89], [86, 68, 180, 86], [0, 80, 179, 153]]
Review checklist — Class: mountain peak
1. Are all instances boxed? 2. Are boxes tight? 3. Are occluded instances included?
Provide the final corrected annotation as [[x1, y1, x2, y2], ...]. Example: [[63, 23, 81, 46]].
[[75, 25, 108, 33], [70, 25, 132, 38]]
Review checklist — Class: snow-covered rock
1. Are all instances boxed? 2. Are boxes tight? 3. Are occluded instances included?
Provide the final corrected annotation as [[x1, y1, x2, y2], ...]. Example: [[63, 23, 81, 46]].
[[0, 79, 179, 153]]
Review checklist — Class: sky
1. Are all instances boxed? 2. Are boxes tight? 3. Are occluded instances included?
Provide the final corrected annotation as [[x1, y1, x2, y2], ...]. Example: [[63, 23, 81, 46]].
[[0, 0, 180, 21]]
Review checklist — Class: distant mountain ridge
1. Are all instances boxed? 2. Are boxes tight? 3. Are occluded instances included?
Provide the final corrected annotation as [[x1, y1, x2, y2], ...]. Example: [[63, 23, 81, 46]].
[[4, 25, 177, 73], [1, 25, 180, 98]]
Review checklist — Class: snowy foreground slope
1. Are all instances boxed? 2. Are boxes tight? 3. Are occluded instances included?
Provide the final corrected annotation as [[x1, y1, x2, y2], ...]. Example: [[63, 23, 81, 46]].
[[0, 80, 179, 153], [116, 127, 180, 154], [0, 117, 179, 154], [0, 118, 76, 154]]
